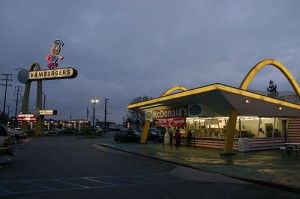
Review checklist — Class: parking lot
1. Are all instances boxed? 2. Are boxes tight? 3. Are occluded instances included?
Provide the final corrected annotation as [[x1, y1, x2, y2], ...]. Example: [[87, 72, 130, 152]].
[[0, 136, 299, 199]]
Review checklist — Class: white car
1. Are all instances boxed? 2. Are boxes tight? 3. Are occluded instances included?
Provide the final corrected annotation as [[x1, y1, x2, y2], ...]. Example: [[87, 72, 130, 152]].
[[9, 128, 26, 141]]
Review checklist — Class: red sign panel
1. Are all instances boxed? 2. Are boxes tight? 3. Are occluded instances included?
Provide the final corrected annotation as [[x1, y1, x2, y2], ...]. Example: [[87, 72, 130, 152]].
[[17, 114, 36, 122], [156, 117, 186, 128]]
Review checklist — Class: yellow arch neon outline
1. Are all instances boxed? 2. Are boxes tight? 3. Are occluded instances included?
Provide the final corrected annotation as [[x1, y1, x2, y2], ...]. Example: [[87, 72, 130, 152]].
[[161, 86, 188, 97], [240, 59, 300, 97], [29, 62, 41, 71]]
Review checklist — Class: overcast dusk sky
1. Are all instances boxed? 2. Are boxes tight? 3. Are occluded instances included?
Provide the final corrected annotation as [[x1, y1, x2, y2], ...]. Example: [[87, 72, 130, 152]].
[[1, 0, 300, 123]]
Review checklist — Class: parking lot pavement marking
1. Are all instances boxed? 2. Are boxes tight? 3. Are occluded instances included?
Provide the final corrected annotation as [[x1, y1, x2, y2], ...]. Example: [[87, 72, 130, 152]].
[[27, 179, 83, 190], [54, 179, 91, 189], [0, 173, 187, 196], [82, 177, 118, 186], [65, 178, 111, 188], [22, 181, 55, 191], [0, 181, 46, 193], [91, 177, 130, 186], [109, 176, 142, 184], [147, 173, 182, 182]]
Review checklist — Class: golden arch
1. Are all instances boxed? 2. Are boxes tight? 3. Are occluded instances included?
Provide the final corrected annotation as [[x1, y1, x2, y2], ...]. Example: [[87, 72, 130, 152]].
[[161, 86, 188, 97], [223, 59, 300, 155], [240, 59, 300, 97]]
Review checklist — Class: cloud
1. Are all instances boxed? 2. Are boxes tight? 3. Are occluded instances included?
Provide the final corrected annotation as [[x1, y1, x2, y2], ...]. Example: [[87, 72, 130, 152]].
[[1, 0, 300, 123]]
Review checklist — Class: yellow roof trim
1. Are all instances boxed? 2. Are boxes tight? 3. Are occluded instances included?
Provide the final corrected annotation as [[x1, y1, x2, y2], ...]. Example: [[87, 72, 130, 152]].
[[216, 84, 300, 109], [127, 84, 217, 109], [127, 83, 300, 110]]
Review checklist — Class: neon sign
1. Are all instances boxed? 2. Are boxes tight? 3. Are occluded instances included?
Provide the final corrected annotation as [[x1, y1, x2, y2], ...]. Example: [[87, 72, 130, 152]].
[[46, 40, 64, 69], [28, 67, 77, 80]]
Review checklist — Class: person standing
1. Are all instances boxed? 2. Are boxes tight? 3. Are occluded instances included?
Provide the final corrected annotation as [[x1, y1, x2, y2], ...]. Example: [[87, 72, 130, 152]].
[[162, 128, 165, 148], [187, 130, 192, 147], [169, 130, 174, 147], [175, 129, 181, 149]]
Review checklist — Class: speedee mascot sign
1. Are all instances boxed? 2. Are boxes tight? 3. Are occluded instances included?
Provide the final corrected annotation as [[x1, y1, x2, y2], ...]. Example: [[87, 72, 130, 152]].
[[46, 40, 64, 69]]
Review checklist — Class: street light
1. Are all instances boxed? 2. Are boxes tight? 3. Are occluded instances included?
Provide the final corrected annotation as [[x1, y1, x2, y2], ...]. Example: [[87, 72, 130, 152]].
[[91, 98, 99, 128], [42, 92, 46, 109]]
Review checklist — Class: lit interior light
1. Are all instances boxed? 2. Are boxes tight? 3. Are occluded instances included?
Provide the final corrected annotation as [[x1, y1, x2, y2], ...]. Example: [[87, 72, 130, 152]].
[[278, 106, 283, 110], [245, 99, 250, 104]]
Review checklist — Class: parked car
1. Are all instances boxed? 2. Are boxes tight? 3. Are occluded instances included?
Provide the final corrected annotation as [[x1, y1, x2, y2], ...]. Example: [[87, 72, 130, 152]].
[[43, 130, 60, 136], [0, 124, 15, 158], [94, 127, 104, 135], [57, 128, 77, 135], [114, 129, 140, 143], [9, 128, 27, 142], [147, 128, 163, 142]]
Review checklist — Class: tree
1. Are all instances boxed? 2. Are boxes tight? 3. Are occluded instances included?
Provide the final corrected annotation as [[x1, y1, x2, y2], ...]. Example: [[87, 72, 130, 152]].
[[0, 112, 8, 125], [127, 96, 152, 130], [267, 80, 278, 98]]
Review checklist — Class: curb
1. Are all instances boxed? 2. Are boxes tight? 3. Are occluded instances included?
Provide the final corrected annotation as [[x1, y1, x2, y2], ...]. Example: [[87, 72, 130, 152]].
[[98, 143, 300, 194]]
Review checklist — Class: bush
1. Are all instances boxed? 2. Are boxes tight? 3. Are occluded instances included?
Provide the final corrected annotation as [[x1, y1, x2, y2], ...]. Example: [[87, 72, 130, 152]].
[[77, 126, 92, 135]]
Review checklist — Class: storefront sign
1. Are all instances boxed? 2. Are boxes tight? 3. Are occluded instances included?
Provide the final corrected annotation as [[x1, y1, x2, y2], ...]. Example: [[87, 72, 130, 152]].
[[28, 67, 77, 81], [39, 109, 57, 115], [17, 114, 36, 121], [156, 117, 186, 128], [152, 107, 188, 119]]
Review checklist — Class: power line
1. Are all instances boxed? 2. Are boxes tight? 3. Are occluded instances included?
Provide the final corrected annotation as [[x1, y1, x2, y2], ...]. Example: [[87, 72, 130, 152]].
[[1, 73, 12, 115]]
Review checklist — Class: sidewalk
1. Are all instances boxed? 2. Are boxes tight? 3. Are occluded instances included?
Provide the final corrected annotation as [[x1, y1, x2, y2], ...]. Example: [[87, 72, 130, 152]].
[[98, 134, 300, 190]]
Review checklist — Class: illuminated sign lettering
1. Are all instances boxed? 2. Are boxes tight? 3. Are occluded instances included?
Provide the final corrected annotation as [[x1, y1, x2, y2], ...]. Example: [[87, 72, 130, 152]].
[[39, 109, 57, 115], [17, 114, 36, 121], [28, 67, 77, 81], [152, 107, 188, 119]]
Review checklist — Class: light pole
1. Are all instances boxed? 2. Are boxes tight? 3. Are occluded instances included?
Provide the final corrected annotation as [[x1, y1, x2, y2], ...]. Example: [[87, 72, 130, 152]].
[[42, 92, 46, 109], [90, 99, 99, 128]]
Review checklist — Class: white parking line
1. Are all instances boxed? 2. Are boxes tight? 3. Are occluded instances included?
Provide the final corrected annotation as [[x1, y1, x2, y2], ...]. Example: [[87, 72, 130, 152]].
[[109, 176, 142, 184], [83, 177, 118, 186], [22, 181, 55, 191], [0, 173, 185, 196], [54, 179, 91, 189]]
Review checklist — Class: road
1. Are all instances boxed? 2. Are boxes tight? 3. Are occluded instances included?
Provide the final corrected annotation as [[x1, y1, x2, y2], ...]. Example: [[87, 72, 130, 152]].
[[0, 136, 299, 199]]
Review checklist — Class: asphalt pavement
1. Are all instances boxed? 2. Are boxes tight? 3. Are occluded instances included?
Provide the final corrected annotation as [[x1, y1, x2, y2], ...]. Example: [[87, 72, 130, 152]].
[[0, 135, 299, 199]]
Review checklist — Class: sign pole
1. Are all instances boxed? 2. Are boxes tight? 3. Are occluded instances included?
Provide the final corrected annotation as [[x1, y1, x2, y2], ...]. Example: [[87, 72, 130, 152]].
[[35, 79, 43, 136]]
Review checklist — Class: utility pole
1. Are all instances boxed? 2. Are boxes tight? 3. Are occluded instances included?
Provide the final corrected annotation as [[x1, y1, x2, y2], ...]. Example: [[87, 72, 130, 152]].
[[14, 86, 22, 118], [86, 108, 89, 121], [7, 105, 10, 118], [104, 98, 108, 132], [43, 92, 46, 109], [1, 74, 12, 116]]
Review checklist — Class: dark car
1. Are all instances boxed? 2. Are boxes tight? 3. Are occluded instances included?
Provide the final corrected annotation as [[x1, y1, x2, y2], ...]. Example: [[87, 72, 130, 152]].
[[114, 130, 140, 143], [147, 129, 163, 143], [58, 128, 77, 135], [0, 124, 14, 157]]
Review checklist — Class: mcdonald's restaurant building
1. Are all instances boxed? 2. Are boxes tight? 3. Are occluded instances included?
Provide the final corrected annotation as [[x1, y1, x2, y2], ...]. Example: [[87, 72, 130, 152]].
[[128, 59, 300, 154]]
